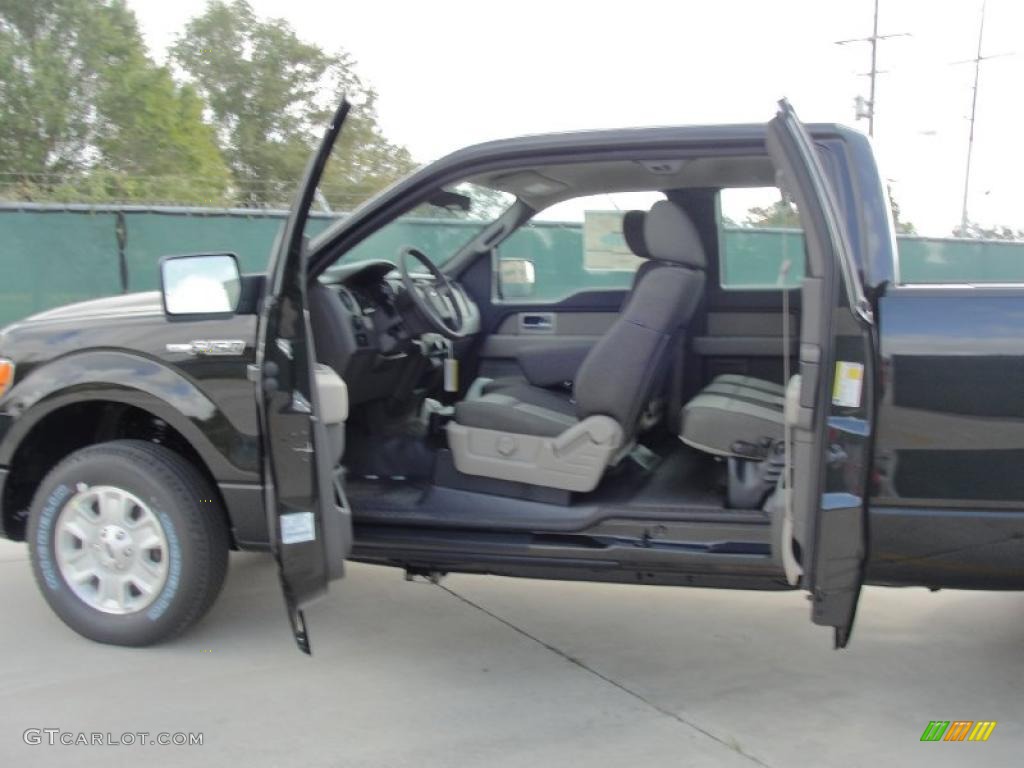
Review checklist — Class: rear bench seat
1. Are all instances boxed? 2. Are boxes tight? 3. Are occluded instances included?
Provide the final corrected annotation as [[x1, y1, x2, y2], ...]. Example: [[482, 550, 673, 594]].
[[680, 374, 785, 459]]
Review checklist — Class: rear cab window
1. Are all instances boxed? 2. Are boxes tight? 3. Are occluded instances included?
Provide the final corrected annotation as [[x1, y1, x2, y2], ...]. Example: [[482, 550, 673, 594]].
[[718, 187, 805, 290]]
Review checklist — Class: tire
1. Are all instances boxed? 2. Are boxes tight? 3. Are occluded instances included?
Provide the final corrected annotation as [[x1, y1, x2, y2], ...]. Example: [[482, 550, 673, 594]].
[[26, 440, 230, 647]]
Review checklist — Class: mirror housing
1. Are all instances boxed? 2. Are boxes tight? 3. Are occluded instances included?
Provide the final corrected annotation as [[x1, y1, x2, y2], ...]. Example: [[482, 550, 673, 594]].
[[427, 189, 472, 213], [160, 253, 242, 316], [499, 258, 536, 299]]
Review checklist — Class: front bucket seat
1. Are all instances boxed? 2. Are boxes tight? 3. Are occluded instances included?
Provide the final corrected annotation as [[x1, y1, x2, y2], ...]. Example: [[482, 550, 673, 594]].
[[447, 200, 706, 492]]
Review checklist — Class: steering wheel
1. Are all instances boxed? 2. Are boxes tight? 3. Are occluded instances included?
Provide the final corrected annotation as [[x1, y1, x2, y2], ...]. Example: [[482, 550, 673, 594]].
[[398, 247, 468, 340]]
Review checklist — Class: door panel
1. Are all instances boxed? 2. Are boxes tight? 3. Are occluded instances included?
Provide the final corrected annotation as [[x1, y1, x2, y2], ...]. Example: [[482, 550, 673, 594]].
[[694, 310, 799, 385], [477, 306, 623, 382], [496, 310, 620, 335], [257, 97, 353, 654], [766, 100, 875, 648]]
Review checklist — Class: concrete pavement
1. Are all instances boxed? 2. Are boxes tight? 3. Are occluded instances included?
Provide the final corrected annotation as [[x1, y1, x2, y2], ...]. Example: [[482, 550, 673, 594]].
[[0, 537, 1020, 767]]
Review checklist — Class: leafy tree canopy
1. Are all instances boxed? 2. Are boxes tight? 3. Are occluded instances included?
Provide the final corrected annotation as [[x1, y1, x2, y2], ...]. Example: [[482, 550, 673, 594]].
[[0, 0, 231, 202], [742, 189, 917, 235], [171, 0, 415, 207], [952, 220, 1024, 241], [887, 185, 916, 235], [743, 199, 801, 228], [0, 0, 414, 208]]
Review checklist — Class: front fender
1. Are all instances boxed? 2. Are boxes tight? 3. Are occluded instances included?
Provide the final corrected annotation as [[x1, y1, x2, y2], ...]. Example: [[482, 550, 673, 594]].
[[0, 350, 260, 482]]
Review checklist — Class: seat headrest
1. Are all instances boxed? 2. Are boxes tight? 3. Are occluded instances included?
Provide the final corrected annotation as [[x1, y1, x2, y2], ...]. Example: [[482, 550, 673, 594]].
[[642, 201, 706, 269], [621, 210, 650, 259]]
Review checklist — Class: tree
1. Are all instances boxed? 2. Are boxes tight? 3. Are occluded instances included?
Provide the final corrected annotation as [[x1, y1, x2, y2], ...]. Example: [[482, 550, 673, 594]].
[[743, 199, 801, 228], [887, 186, 916, 235], [171, 0, 415, 208], [0, 0, 231, 203], [952, 220, 1024, 241], [744, 188, 918, 235]]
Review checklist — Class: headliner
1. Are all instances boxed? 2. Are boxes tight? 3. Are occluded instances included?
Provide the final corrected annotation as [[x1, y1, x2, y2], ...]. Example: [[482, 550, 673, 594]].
[[466, 154, 777, 210]]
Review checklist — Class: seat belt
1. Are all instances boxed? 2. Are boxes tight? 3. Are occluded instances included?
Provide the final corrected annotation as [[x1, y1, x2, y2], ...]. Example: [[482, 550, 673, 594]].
[[778, 259, 803, 586]]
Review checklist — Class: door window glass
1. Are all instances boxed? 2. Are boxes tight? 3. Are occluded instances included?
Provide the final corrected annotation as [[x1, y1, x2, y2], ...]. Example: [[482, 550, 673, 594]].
[[496, 191, 663, 303], [322, 184, 514, 278]]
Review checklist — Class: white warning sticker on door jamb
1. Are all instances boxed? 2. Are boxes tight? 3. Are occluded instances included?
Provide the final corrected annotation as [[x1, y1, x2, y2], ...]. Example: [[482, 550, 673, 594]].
[[832, 361, 864, 408], [280, 511, 316, 544]]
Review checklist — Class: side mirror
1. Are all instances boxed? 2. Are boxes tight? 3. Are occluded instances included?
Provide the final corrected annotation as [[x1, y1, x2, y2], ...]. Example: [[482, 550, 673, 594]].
[[160, 253, 241, 316], [499, 258, 536, 299]]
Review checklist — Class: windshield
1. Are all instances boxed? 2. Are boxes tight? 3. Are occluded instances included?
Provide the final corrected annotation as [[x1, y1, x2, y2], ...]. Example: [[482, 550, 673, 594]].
[[320, 182, 514, 276]]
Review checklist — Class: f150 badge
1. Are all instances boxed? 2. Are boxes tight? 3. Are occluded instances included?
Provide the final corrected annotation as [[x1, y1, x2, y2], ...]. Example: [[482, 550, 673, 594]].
[[165, 340, 246, 356]]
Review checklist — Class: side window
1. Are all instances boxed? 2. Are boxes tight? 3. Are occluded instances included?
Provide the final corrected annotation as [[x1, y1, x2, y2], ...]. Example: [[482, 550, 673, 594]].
[[496, 192, 663, 303], [718, 187, 805, 290]]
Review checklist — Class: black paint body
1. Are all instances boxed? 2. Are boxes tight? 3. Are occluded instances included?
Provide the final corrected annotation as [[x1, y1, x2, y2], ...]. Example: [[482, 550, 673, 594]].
[[866, 289, 1024, 588], [1, 123, 1022, 595]]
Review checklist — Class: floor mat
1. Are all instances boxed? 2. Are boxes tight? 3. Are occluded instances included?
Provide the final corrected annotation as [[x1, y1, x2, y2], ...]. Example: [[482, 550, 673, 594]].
[[346, 479, 426, 514], [589, 443, 724, 509]]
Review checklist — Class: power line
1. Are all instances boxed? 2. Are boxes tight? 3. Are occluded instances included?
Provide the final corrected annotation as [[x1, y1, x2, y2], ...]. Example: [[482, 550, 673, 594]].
[[834, 0, 911, 137]]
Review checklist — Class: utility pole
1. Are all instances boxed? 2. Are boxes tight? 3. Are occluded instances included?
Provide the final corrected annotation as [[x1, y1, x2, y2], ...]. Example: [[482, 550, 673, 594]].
[[954, 1, 1013, 233], [867, 0, 880, 137], [959, 2, 986, 233], [835, 0, 910, 137]]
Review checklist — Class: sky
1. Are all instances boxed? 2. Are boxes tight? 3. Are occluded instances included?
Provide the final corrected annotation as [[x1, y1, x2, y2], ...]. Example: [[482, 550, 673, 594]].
[[129, 0, 1024, 236]]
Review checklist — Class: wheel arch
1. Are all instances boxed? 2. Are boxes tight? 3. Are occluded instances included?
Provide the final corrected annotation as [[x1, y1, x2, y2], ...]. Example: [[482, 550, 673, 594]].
[[3, 398, 241, 545], [1, 354, 259, 542], [1, 351, 259, 476]]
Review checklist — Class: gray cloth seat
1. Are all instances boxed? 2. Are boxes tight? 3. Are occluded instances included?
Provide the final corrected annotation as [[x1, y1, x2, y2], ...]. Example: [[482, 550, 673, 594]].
[[680, 374, 785, 458], [454, 390, 578, 438], [705, 374, 786, 399], [472, 376, 575, 412], [450, 201, 706, 491], [467, 208, 658, 414]]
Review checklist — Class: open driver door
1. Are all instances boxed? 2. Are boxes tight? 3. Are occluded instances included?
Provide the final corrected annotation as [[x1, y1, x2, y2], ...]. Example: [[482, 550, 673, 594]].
[[255, 97, 354, 653]]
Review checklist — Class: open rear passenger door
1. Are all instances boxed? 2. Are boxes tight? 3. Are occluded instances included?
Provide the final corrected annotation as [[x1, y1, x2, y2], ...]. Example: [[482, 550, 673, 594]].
[[766, 101, 876, 648], [255, 97, 354, 653]]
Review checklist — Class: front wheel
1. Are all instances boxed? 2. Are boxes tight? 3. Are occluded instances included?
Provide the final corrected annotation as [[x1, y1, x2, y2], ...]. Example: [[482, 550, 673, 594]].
[[27, 440, 229, 646]]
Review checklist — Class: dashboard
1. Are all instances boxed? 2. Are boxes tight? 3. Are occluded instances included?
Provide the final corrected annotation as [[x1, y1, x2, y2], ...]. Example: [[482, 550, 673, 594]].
[[334, 264, 412, 357], [316, 259, 480, 405]]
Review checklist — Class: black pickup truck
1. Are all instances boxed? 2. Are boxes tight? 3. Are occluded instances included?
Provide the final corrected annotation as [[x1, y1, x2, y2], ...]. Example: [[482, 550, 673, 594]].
[[1, 99, 1021, 653]]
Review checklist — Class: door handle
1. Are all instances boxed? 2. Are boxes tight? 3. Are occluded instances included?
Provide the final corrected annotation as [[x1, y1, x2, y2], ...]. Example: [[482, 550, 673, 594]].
[[520, 312, 554, 333]]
